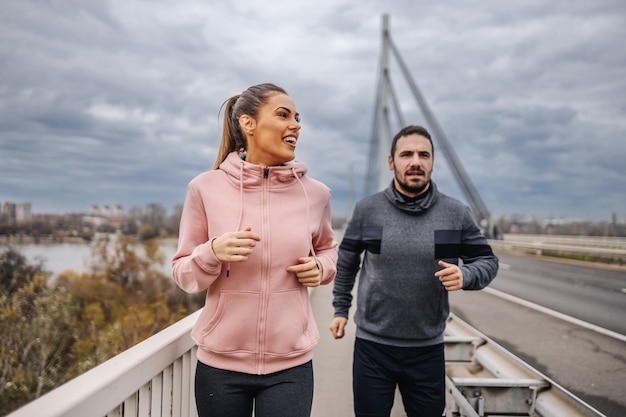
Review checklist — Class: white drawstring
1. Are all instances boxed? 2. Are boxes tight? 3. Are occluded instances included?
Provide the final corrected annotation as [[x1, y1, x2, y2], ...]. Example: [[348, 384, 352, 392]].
[[226, 160, 246, 278], [292, 166, 317, 262]]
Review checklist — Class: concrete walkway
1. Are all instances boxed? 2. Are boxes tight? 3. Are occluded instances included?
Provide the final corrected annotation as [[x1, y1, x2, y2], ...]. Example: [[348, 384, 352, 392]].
[[309, 282, 405, 417]]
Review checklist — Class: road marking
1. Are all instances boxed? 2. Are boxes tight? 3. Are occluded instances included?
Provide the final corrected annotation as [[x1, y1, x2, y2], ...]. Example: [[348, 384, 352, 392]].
[[484, 287, 626, 343]]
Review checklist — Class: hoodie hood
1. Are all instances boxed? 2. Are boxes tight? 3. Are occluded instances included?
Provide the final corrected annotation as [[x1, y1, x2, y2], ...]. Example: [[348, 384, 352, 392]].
[[219, 152, 308, 188], [383, 180, 439, 215]]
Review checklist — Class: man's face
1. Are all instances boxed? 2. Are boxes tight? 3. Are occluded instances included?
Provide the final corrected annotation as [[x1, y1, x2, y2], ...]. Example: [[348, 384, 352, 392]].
[[388, 134, 434, 197]]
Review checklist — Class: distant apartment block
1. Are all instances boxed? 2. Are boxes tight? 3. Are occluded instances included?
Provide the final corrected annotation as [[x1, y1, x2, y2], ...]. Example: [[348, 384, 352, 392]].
[[1, 201, 32, 223]]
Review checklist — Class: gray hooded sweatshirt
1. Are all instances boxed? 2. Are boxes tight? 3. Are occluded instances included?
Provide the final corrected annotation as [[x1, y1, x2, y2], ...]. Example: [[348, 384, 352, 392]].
[[333, 181, 499, 347]]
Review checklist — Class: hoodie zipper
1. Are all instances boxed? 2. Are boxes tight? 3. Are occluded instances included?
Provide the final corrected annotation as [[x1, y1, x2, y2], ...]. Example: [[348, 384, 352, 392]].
[[258, 166, 271, 373]]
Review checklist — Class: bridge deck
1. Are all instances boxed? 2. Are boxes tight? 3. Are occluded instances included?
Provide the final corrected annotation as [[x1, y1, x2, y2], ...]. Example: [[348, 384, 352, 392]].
[[310, 280, 405, 417]]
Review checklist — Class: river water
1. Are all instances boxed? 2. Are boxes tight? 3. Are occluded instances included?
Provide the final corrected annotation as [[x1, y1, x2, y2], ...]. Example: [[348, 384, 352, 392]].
[[13, 238, 179, 278]]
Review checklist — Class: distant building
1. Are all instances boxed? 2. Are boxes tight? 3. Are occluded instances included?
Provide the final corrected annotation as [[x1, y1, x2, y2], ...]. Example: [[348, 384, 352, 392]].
[[1, 202, 17, 223], [0, 201, 32, 224], [16, 202, 32, 223], [81, 215, 108, 228], [113, 204, 125, 218], [90, 204, 126, 218]]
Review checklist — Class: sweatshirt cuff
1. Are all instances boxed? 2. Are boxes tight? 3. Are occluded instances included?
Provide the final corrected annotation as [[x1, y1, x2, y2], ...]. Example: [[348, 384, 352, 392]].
[[191, 239, 222, 274]]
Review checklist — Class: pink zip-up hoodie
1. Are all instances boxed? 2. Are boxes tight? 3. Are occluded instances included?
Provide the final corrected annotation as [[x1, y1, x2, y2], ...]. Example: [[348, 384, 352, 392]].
[[172, 152, 337, 375]]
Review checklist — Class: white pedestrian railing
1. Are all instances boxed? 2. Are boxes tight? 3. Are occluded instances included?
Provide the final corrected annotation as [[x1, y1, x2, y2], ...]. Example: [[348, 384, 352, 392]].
[[7, 310, 202, 417]]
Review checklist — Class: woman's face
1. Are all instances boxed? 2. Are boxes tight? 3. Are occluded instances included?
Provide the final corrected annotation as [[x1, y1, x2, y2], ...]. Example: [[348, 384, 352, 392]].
[[241, 92, 301, 166]]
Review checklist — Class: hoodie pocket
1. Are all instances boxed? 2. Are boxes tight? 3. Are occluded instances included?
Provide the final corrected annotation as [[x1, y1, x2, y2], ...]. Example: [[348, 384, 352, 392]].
[[265, 289, 315, 356], [196, 291, 260, 353]]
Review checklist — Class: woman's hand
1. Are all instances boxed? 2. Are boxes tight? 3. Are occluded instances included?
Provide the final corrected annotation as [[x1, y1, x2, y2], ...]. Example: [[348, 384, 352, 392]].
[[287, 256, 322, 287], [211, 227, 261, 262]]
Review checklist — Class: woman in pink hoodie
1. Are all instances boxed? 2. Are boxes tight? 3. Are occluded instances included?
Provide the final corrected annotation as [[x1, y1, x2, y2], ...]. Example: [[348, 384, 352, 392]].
[[172, 83, 337, 417]]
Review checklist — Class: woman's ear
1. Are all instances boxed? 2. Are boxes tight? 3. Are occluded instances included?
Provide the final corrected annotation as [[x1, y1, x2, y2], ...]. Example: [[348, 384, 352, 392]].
[[239, 114, 256, 136]]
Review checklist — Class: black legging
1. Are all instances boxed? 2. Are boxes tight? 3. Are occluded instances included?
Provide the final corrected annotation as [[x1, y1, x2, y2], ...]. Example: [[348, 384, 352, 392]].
[[195, 360, 314, 417]]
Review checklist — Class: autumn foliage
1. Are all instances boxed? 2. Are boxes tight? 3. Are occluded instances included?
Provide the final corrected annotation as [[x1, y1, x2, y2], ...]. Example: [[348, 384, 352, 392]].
[[0, 236, 203, 415]]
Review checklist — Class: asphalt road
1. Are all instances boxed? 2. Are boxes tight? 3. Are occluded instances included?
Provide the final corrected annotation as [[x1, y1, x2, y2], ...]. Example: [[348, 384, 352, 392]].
[[488, 252, 626, 334], [310, 249, 626, 417]]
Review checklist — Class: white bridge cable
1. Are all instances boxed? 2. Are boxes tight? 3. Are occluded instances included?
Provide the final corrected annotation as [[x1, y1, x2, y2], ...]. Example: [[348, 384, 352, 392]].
[[386, 31, 493, 225]]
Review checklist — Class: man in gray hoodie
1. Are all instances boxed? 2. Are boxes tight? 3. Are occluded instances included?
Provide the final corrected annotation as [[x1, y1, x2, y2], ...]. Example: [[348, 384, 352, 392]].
[[330, 125, 499, 417]]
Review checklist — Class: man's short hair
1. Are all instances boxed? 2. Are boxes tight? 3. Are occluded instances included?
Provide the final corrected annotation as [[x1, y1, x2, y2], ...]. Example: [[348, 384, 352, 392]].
[[390, 125, 434, 159]]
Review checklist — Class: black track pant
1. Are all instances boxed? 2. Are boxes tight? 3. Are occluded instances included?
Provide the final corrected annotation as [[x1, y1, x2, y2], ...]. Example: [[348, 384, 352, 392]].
[[353, 338, 445, 417]]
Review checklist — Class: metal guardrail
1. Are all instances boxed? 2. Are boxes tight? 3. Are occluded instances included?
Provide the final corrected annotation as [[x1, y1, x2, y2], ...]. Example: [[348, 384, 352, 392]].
[[492, 234, 626, 265], [500, 234, 626, 249], [444, 315, 607, 417]]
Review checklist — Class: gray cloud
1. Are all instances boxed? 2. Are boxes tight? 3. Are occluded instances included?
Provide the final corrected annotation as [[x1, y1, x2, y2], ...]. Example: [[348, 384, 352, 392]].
[[1, 0, 625, 221]]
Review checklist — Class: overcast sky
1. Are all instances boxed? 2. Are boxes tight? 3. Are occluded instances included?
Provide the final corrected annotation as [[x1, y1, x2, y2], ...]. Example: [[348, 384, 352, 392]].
[[1, 0, 625, 222]]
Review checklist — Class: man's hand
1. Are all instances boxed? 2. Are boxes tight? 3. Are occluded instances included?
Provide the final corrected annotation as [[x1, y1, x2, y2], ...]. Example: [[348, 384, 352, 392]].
[[435, 260, 463, 291], [211, 227, 261, 262], [330, 317, 348, 339], [287, 256, 322, 287]]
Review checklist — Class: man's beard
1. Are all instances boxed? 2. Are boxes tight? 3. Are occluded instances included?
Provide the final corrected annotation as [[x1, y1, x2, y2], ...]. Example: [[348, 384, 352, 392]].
[[395, 169, 430, 196]]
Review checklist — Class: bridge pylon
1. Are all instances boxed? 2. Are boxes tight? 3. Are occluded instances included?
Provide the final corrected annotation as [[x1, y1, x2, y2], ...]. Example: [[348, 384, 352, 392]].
[[366, 14, 502, 239]]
